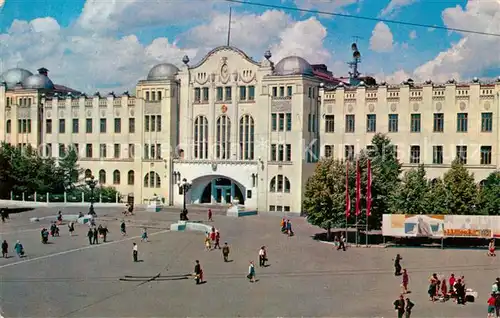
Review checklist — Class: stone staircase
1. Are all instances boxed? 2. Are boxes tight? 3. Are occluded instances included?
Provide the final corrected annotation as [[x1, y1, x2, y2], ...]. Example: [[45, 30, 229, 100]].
[[136, 204, 229, 215]]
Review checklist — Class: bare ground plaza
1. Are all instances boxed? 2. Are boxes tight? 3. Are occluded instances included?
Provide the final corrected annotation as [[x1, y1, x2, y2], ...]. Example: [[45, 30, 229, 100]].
[[0, 207, 499, 317]]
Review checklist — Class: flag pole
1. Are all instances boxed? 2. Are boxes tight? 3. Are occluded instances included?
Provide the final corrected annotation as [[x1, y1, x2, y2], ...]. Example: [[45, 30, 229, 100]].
[[366, 159, 372, 247], [355, 160, 359, 246], [345, 160, 349, 244]]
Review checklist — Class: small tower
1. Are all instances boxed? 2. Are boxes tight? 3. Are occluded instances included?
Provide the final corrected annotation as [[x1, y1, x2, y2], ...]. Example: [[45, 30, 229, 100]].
[[347, 42, 361, 86]]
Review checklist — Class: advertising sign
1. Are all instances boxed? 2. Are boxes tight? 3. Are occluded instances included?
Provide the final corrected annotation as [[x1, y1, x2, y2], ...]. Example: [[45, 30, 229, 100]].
[[382, 214, 500, 238]]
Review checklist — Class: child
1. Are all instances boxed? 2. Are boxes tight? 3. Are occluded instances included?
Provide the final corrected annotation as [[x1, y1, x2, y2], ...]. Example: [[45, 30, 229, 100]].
[[141, 228, 148, 242], [205, 234, 211, 251], [488, 239, 496, 257], [488, 294, 496, 318]]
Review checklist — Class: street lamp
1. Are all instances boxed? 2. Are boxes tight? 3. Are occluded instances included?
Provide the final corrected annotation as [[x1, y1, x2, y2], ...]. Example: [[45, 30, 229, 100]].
[[85, 175, 98, 216], [178, 178, 191, 221]]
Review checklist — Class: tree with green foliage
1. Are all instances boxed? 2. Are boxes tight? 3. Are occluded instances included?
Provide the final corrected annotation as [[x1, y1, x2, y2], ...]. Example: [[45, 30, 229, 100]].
[[58, 146, 83, 191], [390, 165, 430, 214], [304, 158, 354, 229], [364, 133, 402, 229], [477, 171, 500, 215], [426, 178, 448, 215], [442, 159, 478, 215]]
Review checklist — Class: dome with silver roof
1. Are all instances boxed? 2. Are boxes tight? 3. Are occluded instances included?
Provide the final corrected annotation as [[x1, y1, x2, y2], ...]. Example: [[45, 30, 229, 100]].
[[22, 74, 54, 90], [274, 56, 313, 76], [147, 63, 179, 80], [0, 68, 33, 89]]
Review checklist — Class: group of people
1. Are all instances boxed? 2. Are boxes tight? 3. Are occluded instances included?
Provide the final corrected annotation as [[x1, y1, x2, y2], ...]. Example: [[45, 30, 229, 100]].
[[1, 239, 24, 258], [280, 218, 294, 236], [204, 227, 221, 251], [487, 278, 500, 317], [428, 273, 469, 304], [87, 224, 109, 245]]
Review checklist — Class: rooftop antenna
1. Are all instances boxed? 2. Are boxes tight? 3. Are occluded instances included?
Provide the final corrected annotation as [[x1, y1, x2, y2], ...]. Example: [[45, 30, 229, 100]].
[[227, 7, 232, 46], [347, 36, 363, 85]]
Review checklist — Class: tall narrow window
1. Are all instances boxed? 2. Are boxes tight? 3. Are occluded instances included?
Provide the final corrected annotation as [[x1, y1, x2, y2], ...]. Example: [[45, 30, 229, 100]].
[[456, 145, 467, 164], [216, 115, 231, 159], [325, 115, 335, 133], [366, 114, 376, 133], [127, 170, 135, 185], [239, 115, 255, 160], [457, 113, 468, 132], [388, 114, 399, 132], [113, 170, 121, 185], [345, 115, 355, 133], [410, 145, 420, 164], [99, 169, 106, 184], [193, 116, 208, 159], [410, 114, 421, 133]]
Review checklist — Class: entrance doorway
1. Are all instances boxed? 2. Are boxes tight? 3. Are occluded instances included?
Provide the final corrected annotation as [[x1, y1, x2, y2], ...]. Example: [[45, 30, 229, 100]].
[[199, 177, 244, 205]]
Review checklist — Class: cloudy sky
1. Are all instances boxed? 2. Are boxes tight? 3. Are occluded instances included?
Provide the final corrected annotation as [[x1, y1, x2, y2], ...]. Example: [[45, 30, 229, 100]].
[[1, 0, 499, 93]]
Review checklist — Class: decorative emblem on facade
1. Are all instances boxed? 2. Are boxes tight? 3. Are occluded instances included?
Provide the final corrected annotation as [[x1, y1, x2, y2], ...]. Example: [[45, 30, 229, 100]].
[[47, 111, 52, 118], [347, 104, 353, 112], [115, 110, 120, 117], [368, 104, 375, 112], [459, 102, 466, 111], [436, 102, 442, 111], [211, 163, 217, 171], [59, 111, 64, 117], [130, 109, 135, 116], [390, 103, 397, 112], [73, 111, 78, 117], [221, 105, 228, 113], [484, 102, 491, 110], [413, 103, 419, 112], [87, 110, 92, 117], [101, 111, 106, 117]]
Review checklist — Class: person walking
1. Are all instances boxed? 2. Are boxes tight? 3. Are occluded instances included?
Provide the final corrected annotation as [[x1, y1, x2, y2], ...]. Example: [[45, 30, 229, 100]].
[[68, 222, 75, 236], [92, 227, 99, 245], [141, 228, 148, 242], [394, 254, 403, 276], [488, 239, 496, 257], [393, 294, 405, 318], [194, 260, 203, 284], [205, 234, 211, 251], [14, 240, 24, 258], [405, 297, 414, 318], [488, 293, 496, 318], [247, 261, 256, 283], [402, 269, 409, 294], [102, 225, 109, 242], [286, 220, 293, 236], [1, 240, 8, 258], [120, 221, 126, 236], [222, 242, 230, 262], [132, 243, 138, 262], [87, 228, 93, 245], [214, 230, 221, 249], [259, 246, 267, 267], [208, 209, 213, 222], [337, 234, 346, 251]]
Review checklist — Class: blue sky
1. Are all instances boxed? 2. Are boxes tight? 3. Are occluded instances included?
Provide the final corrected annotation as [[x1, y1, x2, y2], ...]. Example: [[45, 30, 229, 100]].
[[0, 0, 496, 92]]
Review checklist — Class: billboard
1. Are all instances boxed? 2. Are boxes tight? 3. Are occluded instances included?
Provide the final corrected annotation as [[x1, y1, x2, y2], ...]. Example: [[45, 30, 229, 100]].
[[382, 214, 500, 238]]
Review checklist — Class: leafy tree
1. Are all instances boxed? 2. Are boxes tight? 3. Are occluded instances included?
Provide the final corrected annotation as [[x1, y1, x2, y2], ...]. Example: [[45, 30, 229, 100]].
[[426, 178, 448, 215], [57, 146, 82, 191], [390, 165, 430, 214], [443, 159, 478, 215], [304, 158, 354, 229], [364, 133, 402, 229], [477, 171, 500, 215]]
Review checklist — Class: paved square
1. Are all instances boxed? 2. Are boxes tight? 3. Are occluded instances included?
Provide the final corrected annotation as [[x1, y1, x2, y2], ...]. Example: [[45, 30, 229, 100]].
[[1, 208, 498, 317]]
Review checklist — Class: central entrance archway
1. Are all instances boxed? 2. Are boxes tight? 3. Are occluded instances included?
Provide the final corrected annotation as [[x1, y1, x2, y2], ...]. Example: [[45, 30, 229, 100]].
[[199, 177, 244, 205]]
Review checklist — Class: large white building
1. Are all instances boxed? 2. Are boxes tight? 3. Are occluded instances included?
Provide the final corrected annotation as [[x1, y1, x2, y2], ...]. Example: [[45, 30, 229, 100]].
[[1, 46, 499, 213]]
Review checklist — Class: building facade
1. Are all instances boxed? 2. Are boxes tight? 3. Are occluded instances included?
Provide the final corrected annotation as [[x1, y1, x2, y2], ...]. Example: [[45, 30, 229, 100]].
[[0, 46, 341, 213], [319, 79, 500, 182], [2, 46, 499, 213]]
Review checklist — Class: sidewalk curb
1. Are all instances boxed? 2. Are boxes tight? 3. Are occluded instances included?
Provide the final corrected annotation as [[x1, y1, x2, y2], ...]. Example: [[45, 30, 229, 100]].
[[319, 240, 388, 248]]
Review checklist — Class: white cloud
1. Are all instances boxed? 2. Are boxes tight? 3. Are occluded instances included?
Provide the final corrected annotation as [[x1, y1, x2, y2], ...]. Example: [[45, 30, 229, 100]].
[[0, 17, 195, 92], [77, 0, 229, 34], [409, 30, 417, 40], [413, 1, 500, 82], [376, 69, 411, 84], [369, 22, 394, 53], [379, 0, 417, 17], [293, 0, 360, 14], [0, 0, 5, 8], [1, 6, 333, 92]]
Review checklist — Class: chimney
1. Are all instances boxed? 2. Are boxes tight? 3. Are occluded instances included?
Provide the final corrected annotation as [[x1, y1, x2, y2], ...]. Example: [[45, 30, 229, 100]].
[[38, 68, 49, 76]]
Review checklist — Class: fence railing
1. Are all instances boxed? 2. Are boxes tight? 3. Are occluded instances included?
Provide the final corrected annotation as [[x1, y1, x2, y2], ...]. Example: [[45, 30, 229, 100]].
[[9, 192, 122, 204]]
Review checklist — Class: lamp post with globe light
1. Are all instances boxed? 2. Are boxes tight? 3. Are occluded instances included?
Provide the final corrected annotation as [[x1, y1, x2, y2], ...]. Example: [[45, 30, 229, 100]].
[[178, 178, 191, 220], [85, 175, 98, 216]]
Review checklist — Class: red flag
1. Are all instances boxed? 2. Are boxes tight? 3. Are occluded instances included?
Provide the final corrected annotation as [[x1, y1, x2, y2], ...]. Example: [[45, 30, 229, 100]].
[[366, 160, 372, 217], [355, 160, 361, 216], [346, 161, 351, 218]]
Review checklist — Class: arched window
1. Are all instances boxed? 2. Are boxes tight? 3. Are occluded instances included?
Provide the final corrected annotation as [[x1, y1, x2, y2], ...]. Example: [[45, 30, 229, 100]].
[[216, 115, 231, 159], [84, 169, 92, 179], [113, 170, 120, 185], [269, 175, 291, 193], [144, 171, 161, 188], [6, 120, 11, 134], [239, 115, 254, 160], [128, 170, 135, 185], [99, 169, 106, 184], [193, 115, 208, 159], [479, 179, 487, 188]]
